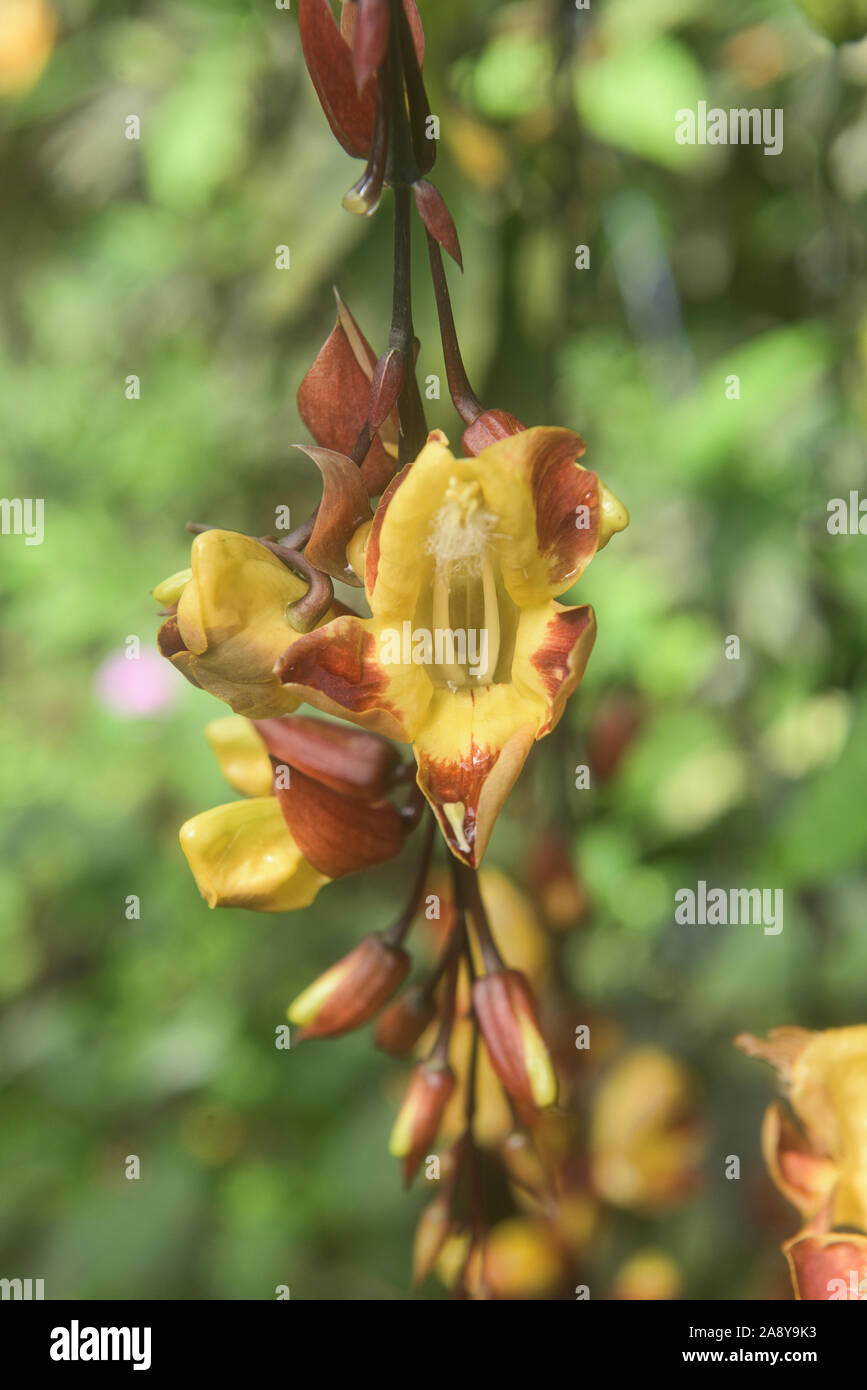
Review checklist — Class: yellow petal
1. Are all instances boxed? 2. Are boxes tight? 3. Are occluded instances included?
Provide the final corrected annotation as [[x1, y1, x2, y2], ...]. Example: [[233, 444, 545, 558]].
[[475, 426, 614, 606], [597, 483, 630, 549], [413, 683, 540, 866], [346, 518, 372, 584], [590, 1047, 704, 1211], [365, 430, 460, 618], [483, 1218, 567, 1299], [510, 600, 596, 738], [152, 567, 192, 606], [517, 1007, 559, 1109], [179, 798, 328, 912], [170, 531, 336, 718], [789, 1025, 867, 1231], [205, 716, 273, 798]]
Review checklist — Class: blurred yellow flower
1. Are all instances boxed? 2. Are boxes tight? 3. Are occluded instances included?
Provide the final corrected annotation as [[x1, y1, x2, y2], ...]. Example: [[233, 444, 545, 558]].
[[589, 1046, 705, 1211], [0, 0, 57, 98]]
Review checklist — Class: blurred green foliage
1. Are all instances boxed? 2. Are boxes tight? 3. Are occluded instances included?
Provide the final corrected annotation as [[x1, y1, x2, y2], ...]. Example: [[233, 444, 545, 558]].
[[1, 0, 866, 1299]]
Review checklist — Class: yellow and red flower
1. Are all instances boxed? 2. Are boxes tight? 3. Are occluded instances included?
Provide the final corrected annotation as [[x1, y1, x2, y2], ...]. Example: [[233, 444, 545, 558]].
[[737, 1025, 867, 1299], [155, 530, 345, 719], [276, 427, 628, 866]]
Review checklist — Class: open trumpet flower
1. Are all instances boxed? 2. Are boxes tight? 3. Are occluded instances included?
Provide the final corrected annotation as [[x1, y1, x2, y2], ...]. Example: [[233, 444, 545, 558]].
[[277, 427, 628, 866]]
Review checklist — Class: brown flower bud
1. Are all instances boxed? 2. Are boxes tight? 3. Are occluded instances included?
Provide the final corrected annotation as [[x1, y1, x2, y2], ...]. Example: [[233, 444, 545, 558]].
[[367, 349, 405, 433], [586, 693, 645, 783], [413, 180, 462, 269], [375, 986, 437, 1056], [472, 970, 558, 1110], [389, 1061, 456, 1184], [462, 409, 525, 457], [527, 834, 588, 932], [297, 290, 400, 496], [288, 933, 410, 1039], [412, 1192, 456, 1287]]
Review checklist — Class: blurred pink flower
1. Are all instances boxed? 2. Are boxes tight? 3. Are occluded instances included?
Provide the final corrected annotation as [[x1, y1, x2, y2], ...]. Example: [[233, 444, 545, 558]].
[[95, 649, 178, 718]]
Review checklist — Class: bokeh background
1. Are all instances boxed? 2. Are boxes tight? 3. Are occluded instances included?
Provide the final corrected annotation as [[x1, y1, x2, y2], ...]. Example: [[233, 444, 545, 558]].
[[2, 0, 866, 1299]]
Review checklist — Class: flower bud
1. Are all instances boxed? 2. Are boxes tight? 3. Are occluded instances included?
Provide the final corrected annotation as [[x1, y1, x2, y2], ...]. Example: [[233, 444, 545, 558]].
[[288, 933, 410, 1039], [472, 970, 558, 1110], [375, 986, 437, 1056], [499, 1131, 550, 1200], [388, 1061, 456, 1184], [367, 349, 405, 433], [412, 1192, 455, 1287], [462, 408, 524, 457]]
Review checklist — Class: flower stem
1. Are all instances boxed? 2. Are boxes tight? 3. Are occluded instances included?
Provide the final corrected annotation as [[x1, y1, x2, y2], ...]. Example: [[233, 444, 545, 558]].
[[383, 809, 436, 948], [456, 860, 505, 974], [426, 233, 483, 425]]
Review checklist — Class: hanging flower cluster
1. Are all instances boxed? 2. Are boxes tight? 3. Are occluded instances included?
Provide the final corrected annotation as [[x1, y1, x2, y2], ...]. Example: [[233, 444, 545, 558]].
[[737, 1026, 867, 1300], [153, 0, 628, 1296]]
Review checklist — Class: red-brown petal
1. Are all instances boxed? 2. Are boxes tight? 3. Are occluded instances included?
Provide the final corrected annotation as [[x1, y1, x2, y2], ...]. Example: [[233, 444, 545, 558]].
[[367, 349, 405, 433], [401, 0, 425, 67], [513, 428, 597, 590], [298, 0, 376, 157], [276, 615, 422, 742], [157, 614, 189, 661], [363, 462, 411, 596], [340, 0, 424, 69], [252, 714, 400, 799], [413, 180, 463, 269], [415, 716, 536, 869], [297, 298, 398, 496], [462, 409, 525, 456], [296, 446, 373, 584], [275, 766, 407, 879], [375, 986, 438, 1056], [784, 1232, 867, 1301], [352, 0, 390, 91], [530, 604, 596, 737]]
